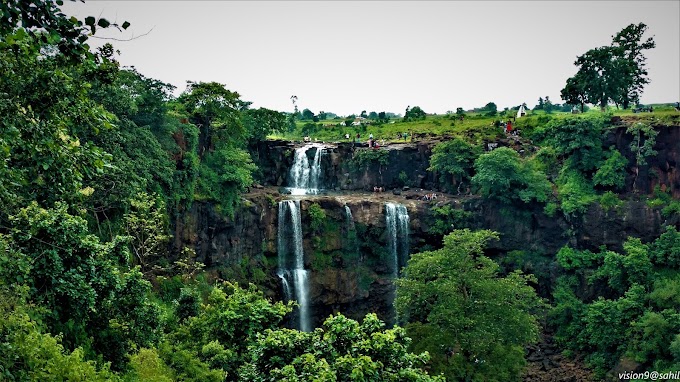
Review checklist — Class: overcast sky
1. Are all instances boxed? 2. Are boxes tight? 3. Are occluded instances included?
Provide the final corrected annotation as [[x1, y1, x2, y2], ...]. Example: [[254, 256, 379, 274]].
[[63, 1, 679, 116]]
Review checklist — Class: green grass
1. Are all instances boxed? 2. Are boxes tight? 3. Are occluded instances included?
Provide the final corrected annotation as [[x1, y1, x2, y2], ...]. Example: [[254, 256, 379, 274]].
[[268, 105, 680, 144]]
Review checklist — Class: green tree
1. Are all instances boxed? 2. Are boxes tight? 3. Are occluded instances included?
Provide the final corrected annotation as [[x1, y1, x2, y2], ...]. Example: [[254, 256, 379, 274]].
[[404, 106, 426, 122], [534, 97, 544, 110], [471, 147, 552, 204], [0, 26, 114, 211], [128, 348, 175, 382], [195, 147, 256, 217], [6, 202, 161, 367], [627, 121, 658, 192], [555, 168, 597, 215], [396, 229, 543, 381], [561, 23, 655, 110], [543, 96, 554, 113], [179, 81, 245, 157], [179, 83, 256, 216], [429, 138, 480, 193], [650, 226, 680, 268], [481, 102, 497, 116], [551, 231, 680, 377], [610, 23, 656, 109], [0, 0, 129, 61], [561, 72, 589, 112], [533, 116, 605, 172], [0, 287, 119, 382], [124, 192, 171, 275], [162, 282, 291, 380], [307, 203, 327, 233], [301, 108, 315, 121], [243, 107, 287, 143], [240, 313, 445, 381]]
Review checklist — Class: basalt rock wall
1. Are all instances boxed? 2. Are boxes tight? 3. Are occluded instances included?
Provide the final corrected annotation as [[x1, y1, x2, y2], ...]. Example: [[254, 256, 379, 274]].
[[173, 123, 679, 327], [607, 123, 680, 197], [253, 140, 440, 191], [173, 191, 673, 327]]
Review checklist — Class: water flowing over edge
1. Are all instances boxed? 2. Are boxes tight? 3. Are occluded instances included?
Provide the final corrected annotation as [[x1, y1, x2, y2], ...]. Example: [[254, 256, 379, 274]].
[[277, 200, 311, 332], [385, 202, 410, 277], [286, 145, 326, 195]]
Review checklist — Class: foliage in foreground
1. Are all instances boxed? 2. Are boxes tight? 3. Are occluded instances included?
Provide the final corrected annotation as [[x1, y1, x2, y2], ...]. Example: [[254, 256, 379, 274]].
[[396, 229, 545, 381], [241, 313, 445, 381]]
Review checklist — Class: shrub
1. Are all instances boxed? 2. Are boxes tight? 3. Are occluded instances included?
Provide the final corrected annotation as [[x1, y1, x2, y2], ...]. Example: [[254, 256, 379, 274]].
[[308, 203, 327, 233], [599, 191, 622, 211], [350, 149, 389, 170], [533, 116, 605, 172], [556, 168, 597, 215], [593, 149, 628, 189], [662, 201, 680, 218], [428, 205, 473, 236], [398, 171, 409, 187]]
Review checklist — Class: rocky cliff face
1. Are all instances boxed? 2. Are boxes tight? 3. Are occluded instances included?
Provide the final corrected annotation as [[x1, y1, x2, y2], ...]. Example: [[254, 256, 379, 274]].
[[255, 124, 680, 197], [173, 191, 672, 327], [174, 123, 679, 328], [253, 140, 439, 191], [607, 122, 680, 197]]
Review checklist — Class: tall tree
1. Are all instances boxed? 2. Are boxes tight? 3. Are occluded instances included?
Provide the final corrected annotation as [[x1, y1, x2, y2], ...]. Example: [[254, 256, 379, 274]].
[[396, 229, 543, 381], [610, 23, 656, 109], [179, 82, 245, 157], [561, 23, 655, 110], [561, 72, 589, 112]]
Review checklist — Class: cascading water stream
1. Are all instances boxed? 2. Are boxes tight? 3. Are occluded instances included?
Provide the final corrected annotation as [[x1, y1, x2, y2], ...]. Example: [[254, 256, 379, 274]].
[[385, 203, 410, 277], [344, 205, 355, 232], [288, 145, 325, 195], [288, 148, 311, 195], [309, 147, 323, 191], [277, 200, 311, 332]]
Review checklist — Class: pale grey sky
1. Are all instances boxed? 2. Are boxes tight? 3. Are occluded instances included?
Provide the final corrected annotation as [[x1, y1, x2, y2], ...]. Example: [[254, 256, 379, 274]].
[[63, 1, 680, 116]]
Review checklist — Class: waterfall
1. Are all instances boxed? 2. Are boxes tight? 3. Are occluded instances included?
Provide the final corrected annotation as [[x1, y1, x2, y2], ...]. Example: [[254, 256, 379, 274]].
[[385, 203, 410, 276], [277, 200, 311, 332], [288, 145, 324, 195], [309, 147, 323, 191], [344, 205, 355, 231]]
